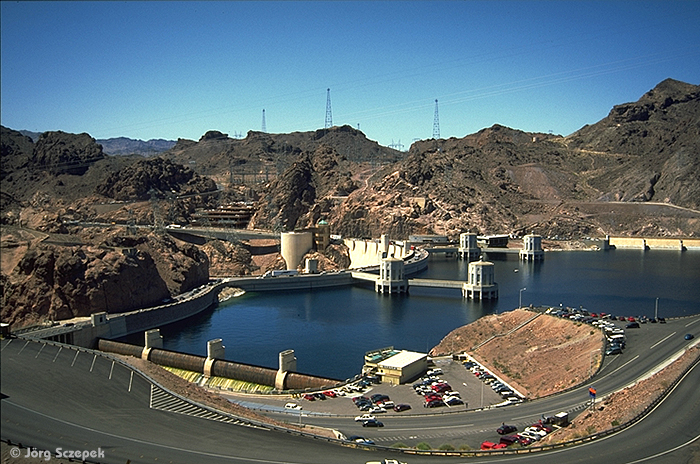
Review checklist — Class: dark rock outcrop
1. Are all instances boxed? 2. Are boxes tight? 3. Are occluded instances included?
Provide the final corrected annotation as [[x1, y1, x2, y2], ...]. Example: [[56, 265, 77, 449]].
[[95, 157, 217, 201], [30, 131, 105, 175]]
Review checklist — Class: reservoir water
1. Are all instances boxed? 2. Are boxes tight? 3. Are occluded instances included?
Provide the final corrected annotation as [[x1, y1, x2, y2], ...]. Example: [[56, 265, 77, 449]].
[[156, 249, 700, 381]]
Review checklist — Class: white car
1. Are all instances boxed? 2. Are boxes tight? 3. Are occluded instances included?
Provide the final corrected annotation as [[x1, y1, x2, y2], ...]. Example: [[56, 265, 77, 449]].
[[284, 402, 302, 410], [355, 414, 376, 422], [368, 406, 387, 414], [366, 460, 407, 464], [524, 426, 548, 437]]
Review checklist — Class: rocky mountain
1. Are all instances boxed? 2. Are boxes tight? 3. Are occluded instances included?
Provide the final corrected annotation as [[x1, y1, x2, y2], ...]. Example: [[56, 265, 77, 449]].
[[567, 78, 700, 209], [96, 137, 176, 156], [162, 125, 403, 187], [19, 130, 176, 156]]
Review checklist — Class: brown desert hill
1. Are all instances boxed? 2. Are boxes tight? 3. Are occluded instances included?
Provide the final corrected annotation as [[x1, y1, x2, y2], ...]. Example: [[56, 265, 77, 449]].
[[566, 78, 700, 210], [430, 309, 604, 399], [1, 227, 209, 327], [162, 125, 403, 187], [248, 144, 360, 231]]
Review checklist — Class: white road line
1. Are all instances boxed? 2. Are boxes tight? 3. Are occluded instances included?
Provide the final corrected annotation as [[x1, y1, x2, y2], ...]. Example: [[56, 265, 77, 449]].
[[685, 319, 700, 327], [603, 355, 639, 379], [650, 332, 676, 349]]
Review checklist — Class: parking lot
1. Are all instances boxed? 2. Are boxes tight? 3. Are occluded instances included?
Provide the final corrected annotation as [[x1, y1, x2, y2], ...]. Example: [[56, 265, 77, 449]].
[[225, 356, 515, 418]]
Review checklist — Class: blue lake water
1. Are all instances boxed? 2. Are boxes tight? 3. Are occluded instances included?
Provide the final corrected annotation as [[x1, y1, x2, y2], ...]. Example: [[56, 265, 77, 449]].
[[155, 249, 700, 380]]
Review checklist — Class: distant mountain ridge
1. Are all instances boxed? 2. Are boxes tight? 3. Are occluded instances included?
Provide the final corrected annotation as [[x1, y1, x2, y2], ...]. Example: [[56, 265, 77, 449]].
[[18, 130, 175, 156]]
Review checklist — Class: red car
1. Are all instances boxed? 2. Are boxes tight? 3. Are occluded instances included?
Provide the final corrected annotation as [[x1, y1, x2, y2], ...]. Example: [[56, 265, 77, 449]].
[[432, 383, 452, 393], [322, 390, 336, 398], [303, 394, 315, 401], [481, 441, 507, 450]]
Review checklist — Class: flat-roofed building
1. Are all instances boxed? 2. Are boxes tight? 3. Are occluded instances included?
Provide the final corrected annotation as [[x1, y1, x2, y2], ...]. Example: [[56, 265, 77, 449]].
[[376, 350, 428, 385]]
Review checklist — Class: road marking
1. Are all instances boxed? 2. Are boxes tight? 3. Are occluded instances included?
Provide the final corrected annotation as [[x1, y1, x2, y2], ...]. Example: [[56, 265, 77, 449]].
[[603, 355, 639, 379], [685, 319, 700, 327], [625, 433, 700, 463], [650, 332, 676, 349], [150, 385, 266, 429]]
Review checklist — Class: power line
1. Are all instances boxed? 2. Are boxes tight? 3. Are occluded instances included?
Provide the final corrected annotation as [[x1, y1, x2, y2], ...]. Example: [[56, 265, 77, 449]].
[[433, 99, 440, 139], [325, 88, 333, 129]]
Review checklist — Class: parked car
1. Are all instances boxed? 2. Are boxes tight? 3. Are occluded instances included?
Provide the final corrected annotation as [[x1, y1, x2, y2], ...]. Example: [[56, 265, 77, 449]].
[[322, 390, 337, 397], [499, 434, 521, 446], [606, 346, 622, 355], [370, 394, 390, 404], [424, 399, 444, 408], [524, 426, 548, 438], [303, 394, 315, 401], [393, 403, 412, 412], [518, 431, 543, 441], [481, 441, 507, 450], [444, 397, 464, 406], [368, 406, 387, 414], [497, 424, 518, 435], [432, 383, 452, 393], [626, 322, 640, 328]]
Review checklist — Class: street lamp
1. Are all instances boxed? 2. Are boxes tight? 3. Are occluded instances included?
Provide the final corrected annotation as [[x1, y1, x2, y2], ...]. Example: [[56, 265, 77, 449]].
[[519, 287, 527, 309]]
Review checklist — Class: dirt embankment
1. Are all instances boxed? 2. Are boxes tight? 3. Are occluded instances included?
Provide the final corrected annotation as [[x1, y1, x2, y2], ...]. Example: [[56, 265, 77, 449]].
[[431, 309, 605, 399], [540, 345, 699, 446]]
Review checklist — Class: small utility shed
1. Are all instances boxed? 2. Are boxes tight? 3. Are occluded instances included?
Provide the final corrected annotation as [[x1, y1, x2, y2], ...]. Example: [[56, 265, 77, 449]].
[[376, 350, 427, 385]]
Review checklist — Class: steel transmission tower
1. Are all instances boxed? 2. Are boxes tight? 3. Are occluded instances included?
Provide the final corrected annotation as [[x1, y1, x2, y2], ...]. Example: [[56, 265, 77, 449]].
[[261, 109, 266, 133], [325, 88, 333, 128], [433, 99, 440, 139]]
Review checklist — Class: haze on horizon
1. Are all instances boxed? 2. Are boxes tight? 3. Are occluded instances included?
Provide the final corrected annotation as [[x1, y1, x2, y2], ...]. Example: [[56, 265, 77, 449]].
[[1, 1, 699, 148]]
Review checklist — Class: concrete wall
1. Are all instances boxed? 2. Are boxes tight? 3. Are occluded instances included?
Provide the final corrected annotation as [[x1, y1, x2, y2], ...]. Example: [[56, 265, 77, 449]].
[[609, 236, 700, 250], [344, 238, 407, 268], [98, 339, 341, 391]]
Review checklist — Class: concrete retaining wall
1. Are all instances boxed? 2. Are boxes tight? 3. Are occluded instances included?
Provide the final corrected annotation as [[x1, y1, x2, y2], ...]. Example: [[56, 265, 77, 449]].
[[97, 339, 341, 391], [608, 236, 700, 250]]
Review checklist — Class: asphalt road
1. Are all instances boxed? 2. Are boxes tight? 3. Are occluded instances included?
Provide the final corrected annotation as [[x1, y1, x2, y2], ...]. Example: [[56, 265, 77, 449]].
[[2, 315, 699, 464]]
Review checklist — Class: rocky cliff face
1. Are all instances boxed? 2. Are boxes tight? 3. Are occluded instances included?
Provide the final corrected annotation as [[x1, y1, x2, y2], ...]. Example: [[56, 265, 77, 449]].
[[1, 229, 209, 327], [567, 78, 700, 209], [249, 145, 359, 231]]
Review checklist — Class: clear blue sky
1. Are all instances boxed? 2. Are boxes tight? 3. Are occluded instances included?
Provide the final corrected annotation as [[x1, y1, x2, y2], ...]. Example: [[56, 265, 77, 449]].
[[2, 1, 699, 148]]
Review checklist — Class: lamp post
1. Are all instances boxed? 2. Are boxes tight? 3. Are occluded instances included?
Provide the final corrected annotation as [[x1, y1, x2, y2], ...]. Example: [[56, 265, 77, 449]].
[[519, 287, 527, 309]]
